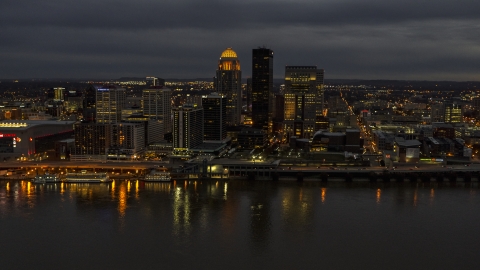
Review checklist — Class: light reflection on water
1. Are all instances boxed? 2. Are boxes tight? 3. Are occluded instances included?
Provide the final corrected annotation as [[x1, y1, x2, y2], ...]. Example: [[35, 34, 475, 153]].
[[0, 180, 479, 269]]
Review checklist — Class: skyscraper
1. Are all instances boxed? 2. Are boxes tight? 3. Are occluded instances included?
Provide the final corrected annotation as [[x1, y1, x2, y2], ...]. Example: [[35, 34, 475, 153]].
[[82, 84, 97, 122], [54, 87, 65, 101], [73, 122, 111, 157], [251, 47, 273, 134], [202, 92, 227, 141], [283, 66, 324, 139], [215, 48, 242, 126], [444, 103, 463, 123], [172, 104, 204, 151], [95, 85, 126, 124], [143, 86, 172, 142]]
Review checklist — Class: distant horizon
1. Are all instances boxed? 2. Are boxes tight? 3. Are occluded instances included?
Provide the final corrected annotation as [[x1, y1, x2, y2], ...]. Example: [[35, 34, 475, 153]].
[[1, 77, 479, 84]]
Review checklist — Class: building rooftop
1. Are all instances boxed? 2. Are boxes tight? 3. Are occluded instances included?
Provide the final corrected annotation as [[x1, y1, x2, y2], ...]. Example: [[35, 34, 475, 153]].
[[0, 120, 75, 131], [395, 137, 422, 147], [220, 47, 238, 58]]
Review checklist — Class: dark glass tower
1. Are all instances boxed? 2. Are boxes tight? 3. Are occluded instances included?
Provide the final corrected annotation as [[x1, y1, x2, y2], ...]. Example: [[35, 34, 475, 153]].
[[251, 47, 273, 134], [82, 84, 97, 122], [202, 93, 227, 141]]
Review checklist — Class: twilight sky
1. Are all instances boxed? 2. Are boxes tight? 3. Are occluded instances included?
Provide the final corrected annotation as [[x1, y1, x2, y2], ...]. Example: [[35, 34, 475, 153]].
[[1, 0, 479, 81]]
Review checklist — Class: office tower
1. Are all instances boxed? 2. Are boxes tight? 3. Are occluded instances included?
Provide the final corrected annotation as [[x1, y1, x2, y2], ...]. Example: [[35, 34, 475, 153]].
[[431, 103, 445, 122], [246, 78, 252, 112], [108, 123, 145, 156], [96, 85, 126, 124], [83, 84, 97, 122], [143, 86, 172, 141], [251, 47, 273, 134], [272, 94, 285, 134], [444, 103, 463, 123], [283, 66, 324, 139], [124, 115, 162, 145], [74, 122, 111, 156], [45, 100, 63, 117], [146, 77, 165, 87], [172, 104, 204, 150], [54, 87, 65, 101], [215, 47, 242, 126], [202, 93, 227, 141], [316, 69, 325, 116], [472, 98, 480, 110]]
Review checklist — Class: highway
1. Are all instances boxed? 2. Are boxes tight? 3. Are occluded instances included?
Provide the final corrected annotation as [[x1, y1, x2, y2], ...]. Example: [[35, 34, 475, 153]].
[[1, 159, 479, 175]]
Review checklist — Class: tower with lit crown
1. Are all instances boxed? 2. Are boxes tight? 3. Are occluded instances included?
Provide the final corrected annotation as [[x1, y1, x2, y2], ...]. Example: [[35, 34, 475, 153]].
[[215, 48, 242, 126]]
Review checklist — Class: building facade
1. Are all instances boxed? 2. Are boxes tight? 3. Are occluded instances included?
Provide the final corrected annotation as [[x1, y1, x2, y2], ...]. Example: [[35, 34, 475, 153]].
[[215, 48, 242, 126], [95, 85, 126, 124], [172, 104, 204, 151], [73, 122, 110, 158], [283, 66, 324, 139], [142, 86, 172, 142], [202, 93, 227, 141], [251, 47, 274, 134], [0, 120, 74, 159]]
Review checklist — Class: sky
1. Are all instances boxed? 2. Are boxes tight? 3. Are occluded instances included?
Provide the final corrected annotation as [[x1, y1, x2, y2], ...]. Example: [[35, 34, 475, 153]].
[[1, 0, 479, 81]]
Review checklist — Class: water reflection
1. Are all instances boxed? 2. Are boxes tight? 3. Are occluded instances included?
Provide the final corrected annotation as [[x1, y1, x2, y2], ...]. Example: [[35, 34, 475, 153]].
[[321, 187, 326, 203], [1, 180, 479, 240]]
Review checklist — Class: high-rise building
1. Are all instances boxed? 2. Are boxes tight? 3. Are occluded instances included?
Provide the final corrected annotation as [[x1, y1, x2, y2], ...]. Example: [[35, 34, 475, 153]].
[[73, 122, 111, 156], [95, 85, 126, 124], [316, 69, 325, 116], [172, 104, 204, 151], [202, 93, 227, 141], [283, 66, 324, 139], [444, 103, 463, 123], [215, 48, 242, 126], [83, 84, 97, 122], [108, 123, 145, 157], [143, 86, 172, 141], [272, 94, 285, 134], [54, 87, 65, 101], [246, 78, 252, 113], [124, 115, 163, 145], [251, 47, 273, 134], [430, 103, 445, 122]]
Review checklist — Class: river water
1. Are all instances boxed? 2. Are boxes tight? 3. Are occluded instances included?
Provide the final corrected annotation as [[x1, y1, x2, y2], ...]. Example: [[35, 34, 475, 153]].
[[1, 180, 479, 269]]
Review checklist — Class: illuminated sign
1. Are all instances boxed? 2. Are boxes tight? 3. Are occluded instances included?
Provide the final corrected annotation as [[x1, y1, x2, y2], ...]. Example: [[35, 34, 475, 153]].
[[0, 133, 16, 138], [97, 88, 110, 91]]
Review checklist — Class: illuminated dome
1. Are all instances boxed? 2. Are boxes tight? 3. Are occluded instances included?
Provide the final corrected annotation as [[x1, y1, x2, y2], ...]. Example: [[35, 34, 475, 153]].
[[220, 47, 238, 58]]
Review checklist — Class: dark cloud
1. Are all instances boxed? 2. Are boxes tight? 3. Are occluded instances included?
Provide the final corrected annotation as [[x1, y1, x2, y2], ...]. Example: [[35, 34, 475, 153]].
[[0, 0, 479, 80]]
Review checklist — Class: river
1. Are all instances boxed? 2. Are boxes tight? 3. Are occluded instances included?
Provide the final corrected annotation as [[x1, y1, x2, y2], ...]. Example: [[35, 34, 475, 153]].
[[1, 180, 479, 269]]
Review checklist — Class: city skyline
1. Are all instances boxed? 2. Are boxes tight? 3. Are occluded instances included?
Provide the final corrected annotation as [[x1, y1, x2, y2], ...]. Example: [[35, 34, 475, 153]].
[[1, 0, 479, 81]]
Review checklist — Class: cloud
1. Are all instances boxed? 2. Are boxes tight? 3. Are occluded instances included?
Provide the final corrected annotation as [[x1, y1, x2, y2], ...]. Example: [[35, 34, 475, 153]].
[[1, 0, 479, 80]]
